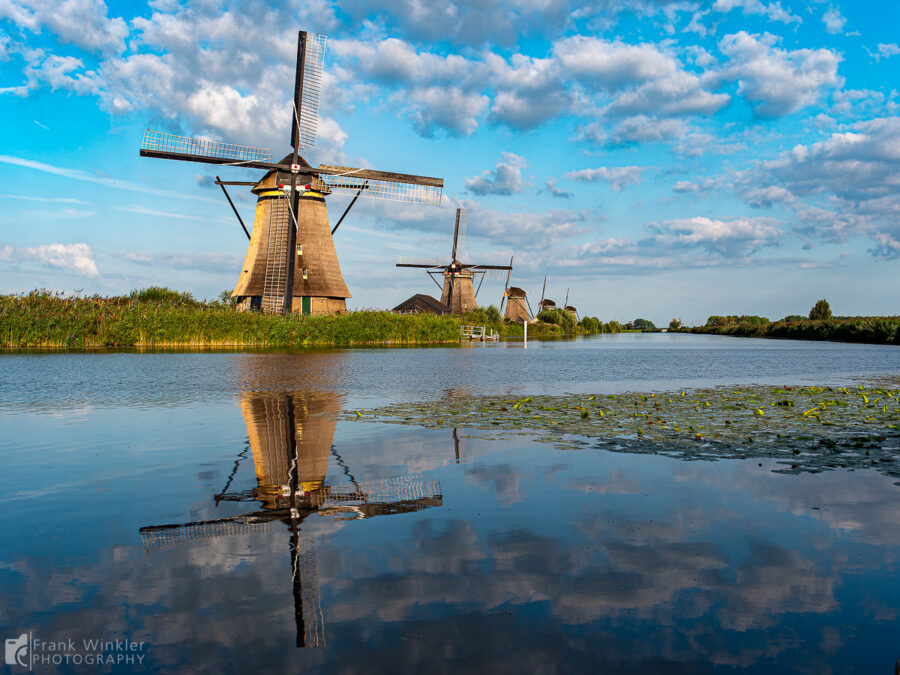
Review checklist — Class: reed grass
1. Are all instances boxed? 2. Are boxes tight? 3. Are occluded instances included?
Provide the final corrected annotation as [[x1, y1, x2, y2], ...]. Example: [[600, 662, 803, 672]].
[[0, 290, 461, 348]]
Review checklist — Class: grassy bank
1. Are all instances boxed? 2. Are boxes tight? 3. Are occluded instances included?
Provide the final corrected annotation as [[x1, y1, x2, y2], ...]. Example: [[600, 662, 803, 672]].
[[682, 317, 900, 345], [0, 290, 461, 348]]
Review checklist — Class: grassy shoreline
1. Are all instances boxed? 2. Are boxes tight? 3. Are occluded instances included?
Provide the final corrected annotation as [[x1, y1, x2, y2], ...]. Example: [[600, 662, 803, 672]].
[[0, 290, 605, 349], [679, 317, 900, 346]]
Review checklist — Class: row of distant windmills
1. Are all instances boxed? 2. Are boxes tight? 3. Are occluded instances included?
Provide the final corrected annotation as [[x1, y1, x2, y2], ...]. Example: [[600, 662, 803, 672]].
[[138, 29, 574, 323]]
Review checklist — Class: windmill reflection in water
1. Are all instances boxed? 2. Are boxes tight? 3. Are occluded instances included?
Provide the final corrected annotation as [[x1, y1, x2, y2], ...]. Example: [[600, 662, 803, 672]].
[[139, 391, 443, 647]]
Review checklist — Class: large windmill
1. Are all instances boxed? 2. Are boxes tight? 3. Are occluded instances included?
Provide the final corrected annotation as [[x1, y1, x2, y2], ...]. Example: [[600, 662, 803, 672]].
[[396, 208, 512, 314], [139, 30, 443, 315]]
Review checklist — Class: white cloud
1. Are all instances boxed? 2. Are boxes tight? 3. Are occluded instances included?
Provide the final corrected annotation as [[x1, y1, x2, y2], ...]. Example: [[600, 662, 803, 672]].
[[648, 216, 781, 256], [544, 179, 572, 199], [865, 43, 900, 62], [124, 251, 241, 272], [821, 8, 846, 34], [738, 116, 900, 257], [564, 166, 647, 191], [464, 153, 528, 195], [558, 214, 782, 271], [1, 242, 99, 276], [0, 154, 220, 204], [0, 0, 128, 55], [0, 193, 87, 204], [405, 86, 489, 137], [713, 0, 801, 24], [719, 31, 842, 117]]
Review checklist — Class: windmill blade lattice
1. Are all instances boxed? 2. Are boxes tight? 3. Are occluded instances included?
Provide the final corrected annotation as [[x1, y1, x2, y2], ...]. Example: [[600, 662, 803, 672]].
[[318, 168, 442, 205], [396, 256, 445, 267], [141, 129, 273, 163], [455, 208, 468, 260], [297, 32, 326, 150]]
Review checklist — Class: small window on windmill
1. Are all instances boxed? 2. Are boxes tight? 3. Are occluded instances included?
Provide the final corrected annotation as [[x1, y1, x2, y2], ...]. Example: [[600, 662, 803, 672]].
[[301, 268, 308, 280], [296, 243, 302, 256]]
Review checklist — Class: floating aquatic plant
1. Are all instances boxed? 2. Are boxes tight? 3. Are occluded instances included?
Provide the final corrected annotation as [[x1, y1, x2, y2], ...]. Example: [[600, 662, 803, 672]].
[[345, 383, 900, 480]]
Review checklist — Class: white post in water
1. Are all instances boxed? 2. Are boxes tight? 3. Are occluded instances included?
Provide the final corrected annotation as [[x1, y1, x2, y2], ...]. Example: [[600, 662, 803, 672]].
[[524, 321, 528, 347]]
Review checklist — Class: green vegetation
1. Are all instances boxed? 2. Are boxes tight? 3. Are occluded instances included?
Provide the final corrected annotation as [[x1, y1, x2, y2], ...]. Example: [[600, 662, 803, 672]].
[[346, 383, 900, 479], [1, 290, 628, 348], [705, 315, 770, 327], [682, 312, 899, 345], [632, 318, 658, 332], [459, 305, 620, 339], [537, 307, 577, 333], [809, 298, 833, 321], [1, 289, 461, 348], [668, 318, 682, 331]]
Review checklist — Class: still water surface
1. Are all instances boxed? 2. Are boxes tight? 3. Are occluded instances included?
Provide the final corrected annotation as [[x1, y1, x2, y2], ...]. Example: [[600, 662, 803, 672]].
[[1, 334, 899, 673]]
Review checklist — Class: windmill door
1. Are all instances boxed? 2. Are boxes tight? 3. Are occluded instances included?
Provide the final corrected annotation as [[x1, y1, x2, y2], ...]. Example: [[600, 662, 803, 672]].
[[301, 296, 311, 315]]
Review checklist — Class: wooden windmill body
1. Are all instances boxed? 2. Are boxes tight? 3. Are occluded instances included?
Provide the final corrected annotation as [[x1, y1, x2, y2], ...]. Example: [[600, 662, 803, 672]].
[[503, 287, 531, 323], [232, 165, 350, 314], [139, 31, 443, 315], [397, 208, 512, 315]]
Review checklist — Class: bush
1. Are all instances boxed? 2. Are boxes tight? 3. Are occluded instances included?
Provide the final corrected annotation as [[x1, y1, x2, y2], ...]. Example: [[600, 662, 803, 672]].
[[129, 286, 197, 306], [633, 318, 657, 332], [604, 320, 622, 333], [809, 299, 832, 321], [461, 305, 502, 326], [537, 308, 577, 333], [579, 316, 600, 333], [668, 318, 682, 331]]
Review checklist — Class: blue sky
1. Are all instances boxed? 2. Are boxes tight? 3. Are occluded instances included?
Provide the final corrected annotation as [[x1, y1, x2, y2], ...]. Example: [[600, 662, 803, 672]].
[[0, 0, 898, 324]]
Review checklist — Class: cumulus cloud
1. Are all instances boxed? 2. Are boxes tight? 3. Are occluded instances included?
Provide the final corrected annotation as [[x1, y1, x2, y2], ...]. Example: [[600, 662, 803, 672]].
[[406, 86, 489, 137], [464, 153, 528, 195], [718, 32, 843, 118], [713, 0, 801, 24], [0, 0, 128, 55], [552, 214, 783, 272], [565, 166, 647, 191], [737, 116, 900, 257], [1, 242, 99, 276], [648, 216, 781, 256], [821, 7, 846, 34]]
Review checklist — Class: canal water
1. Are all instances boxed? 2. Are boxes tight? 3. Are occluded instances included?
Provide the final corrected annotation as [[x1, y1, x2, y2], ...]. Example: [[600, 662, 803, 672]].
[[1, 334, 899, 672]]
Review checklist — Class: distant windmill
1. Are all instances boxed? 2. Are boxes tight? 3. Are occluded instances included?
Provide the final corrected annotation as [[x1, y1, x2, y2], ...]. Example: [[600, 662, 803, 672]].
[[139, 30, 443, 315], [499, 262, 534, 324], [396, 208, 512, 314], [563, 288, 578, 320], [537, 276, 556, 313]]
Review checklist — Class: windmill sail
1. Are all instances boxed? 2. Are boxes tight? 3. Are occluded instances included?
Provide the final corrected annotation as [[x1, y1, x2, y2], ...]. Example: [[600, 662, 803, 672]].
[[317, 165, 442, 205], [140, 129, 273, 165], [295, 32, 326, 150]]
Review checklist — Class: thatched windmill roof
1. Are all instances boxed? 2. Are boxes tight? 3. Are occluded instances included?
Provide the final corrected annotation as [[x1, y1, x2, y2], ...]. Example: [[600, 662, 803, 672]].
[[393, 294, 451, 315]]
